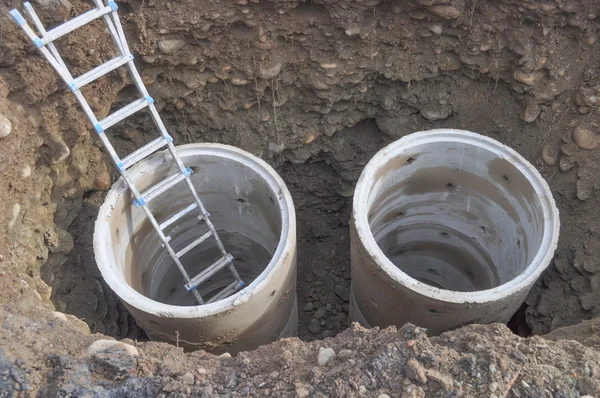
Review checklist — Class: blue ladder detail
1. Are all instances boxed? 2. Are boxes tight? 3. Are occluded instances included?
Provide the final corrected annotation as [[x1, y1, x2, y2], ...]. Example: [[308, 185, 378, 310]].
[[108, 1, 118, 11], [9, 10, 26, 26], [133, 197, 146, 208], [94, 124, 103, 134], [145, 95, 154, 105]]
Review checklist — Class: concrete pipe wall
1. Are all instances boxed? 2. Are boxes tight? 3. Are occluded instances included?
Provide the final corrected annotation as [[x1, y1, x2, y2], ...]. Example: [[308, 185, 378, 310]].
[[350, 129, 560, 334], [94, 144, 297, 354]]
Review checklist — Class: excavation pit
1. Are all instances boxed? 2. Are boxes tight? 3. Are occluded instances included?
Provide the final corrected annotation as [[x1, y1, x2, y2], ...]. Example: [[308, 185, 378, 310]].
[[350, 129, 560, 334], [94, 143, 297, 353]]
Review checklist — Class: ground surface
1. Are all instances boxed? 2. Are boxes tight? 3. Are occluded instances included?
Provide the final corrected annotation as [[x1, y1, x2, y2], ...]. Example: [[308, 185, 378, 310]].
[[1, 0, 600, 394]]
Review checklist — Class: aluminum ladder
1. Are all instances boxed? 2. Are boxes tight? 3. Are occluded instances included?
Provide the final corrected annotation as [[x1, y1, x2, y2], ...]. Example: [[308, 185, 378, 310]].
[[9, 1, 244, 305]]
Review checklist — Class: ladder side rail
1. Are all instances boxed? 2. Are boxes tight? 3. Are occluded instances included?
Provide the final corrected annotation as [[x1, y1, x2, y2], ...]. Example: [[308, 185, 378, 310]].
[[9, 11, 73, 85], [182, 177, 244, 285], [125, 57, 190, 175], [92, 0, 125, 55], [103, 1, 131, 55], [137, 203, 204, 304], [22, 2, 71, 73]]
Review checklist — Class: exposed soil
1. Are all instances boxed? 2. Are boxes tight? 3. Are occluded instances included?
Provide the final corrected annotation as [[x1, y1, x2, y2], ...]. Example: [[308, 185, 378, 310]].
[[1, 0, 600, 393]]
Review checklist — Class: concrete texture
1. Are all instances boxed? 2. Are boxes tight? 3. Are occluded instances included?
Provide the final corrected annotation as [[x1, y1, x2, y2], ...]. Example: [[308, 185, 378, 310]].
[[94, 143, 297, 353], [350, 130, 560, 334]]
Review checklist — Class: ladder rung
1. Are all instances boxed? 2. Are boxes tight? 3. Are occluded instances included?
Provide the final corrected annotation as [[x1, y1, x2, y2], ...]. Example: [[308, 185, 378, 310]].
[[185, 254, 234, 291], [42, 5, 113, 45], [97, 97, 151, 132], [207, 280, 243, 304], [176, 231, 213, 258], [133, 167, 191, 207], [72, 53, 133, 90], [120, 135, 172, 171], [159, 203, 198, 230]]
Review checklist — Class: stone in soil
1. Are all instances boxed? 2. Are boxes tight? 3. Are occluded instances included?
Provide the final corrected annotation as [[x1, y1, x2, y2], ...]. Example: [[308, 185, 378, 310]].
[[317, 347, 336, 366], [308, 319, 321, 334]]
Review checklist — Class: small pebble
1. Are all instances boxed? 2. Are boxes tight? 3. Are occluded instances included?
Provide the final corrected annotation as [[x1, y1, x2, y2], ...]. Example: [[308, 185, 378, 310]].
[[158, 39, 186, 54], [181, 372, 194, 385], [322, 330, 335, 338], [345, 26, 361, 36], [0, 113, 11, 138], [514, 70, 541, 86], [522, 97, 541, 123], [559, 156, 577, 172], [541, 143, 558, 166], [421, 108, 451, 121], [296, 386, 310, 397], [429, 24, 443, 35], [20, 165, 31, 179], [258, 62, 282, 79], [428, 4, 462, 19], [314, 307, 327, 319], [338, 349, 355, 359], [8, 203, 21, 231], [87, 339, 139, 356], [50, 311, 68, 322], [318, 347, 336, 366], [308, 318, 321, 334], [231, 77, 250, 86], [576, 179, 592, 201], [405, 359, 428, 384], [320, 63, 337, 69], [573, 126, 600, 150]]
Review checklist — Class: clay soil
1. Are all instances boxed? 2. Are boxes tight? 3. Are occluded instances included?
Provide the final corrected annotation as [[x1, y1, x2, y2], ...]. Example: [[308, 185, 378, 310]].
[[1, 0, 600, 395]]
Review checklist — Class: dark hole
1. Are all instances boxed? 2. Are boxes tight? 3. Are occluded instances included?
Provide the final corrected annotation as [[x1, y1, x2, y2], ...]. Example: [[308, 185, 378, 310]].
[[439, 232, 448, 237], [270, 290, 276, 297], [466, 271, 475, 280], [507, 302, 532, 337], [237, 198, 246, 203], [446, 183, 454, 188], [427, 268, 438, 274], [395, 211, 405, 218], [269, 196, 275, 204], [428, 309, 439, 314], [407, 157, 415, 164], [517, 239, 521, 249], [480, 226, 486, 232], [502, 174, 509, 181]]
